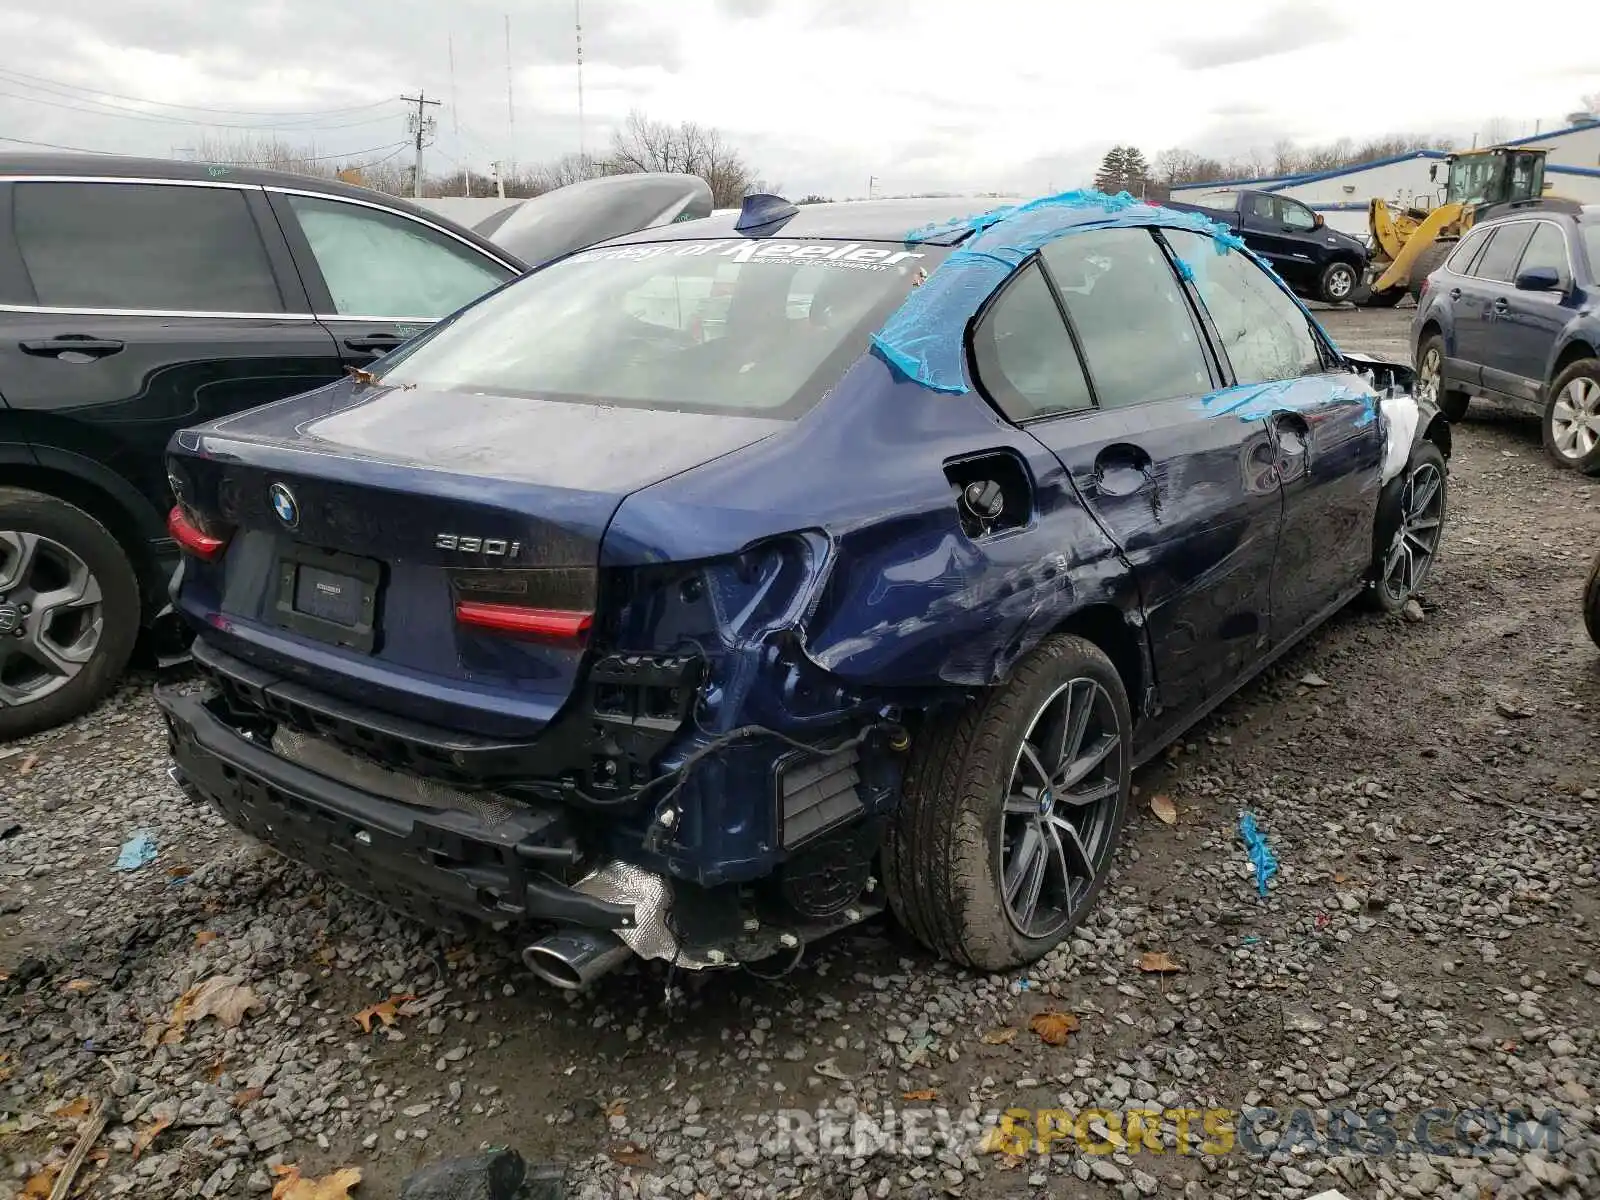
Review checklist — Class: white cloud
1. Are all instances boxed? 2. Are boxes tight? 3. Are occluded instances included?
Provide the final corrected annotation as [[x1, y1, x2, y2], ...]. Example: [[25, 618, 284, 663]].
[[1, 0, 1596, 197]]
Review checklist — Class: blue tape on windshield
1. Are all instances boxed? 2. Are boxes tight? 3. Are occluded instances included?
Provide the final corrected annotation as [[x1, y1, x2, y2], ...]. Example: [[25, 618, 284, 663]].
[[871, 189, 1246, 394]]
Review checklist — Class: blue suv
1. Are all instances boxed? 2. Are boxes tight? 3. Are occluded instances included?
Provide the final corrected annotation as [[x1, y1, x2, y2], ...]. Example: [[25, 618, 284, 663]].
[[1412, 204, 1600, 473]]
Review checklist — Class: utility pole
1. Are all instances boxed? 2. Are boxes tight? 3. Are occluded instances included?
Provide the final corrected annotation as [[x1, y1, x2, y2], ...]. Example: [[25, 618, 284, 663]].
[[489, 161, 506, 201], [401, 90, 440, 199], [575, 0, 586, 161]]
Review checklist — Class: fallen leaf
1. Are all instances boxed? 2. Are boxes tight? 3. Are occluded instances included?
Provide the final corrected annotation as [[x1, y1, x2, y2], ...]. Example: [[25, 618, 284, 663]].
[[1299, 672, 1329, 688], [167, 864, 193, 878], [610, 1143, 654, 1168], [603, 1099, 627, 1118], [1028, 1011, 1081, 1045], [53, 1096, 91, 1120], [902, 1089, 938, 1102], [315, 947, 335, 967], [351, 993, 415, 1034], [18, 754, 36, 776], [1333, 873, 1347, 884], [63, 978, 96, 993], [170, 975, 262, 1033], [271, 1164, 362, 1200], [233, 1086, 265, 1109], [1149, 794, 1178, 825], [1137, 951, 1184, 974], [133, 1115, 172, 1160], [21, 1164, 60, 1198], [995, 1154, 1024, 1171], [980, 1027, 1018, 1045], [193, 930, 218, 947], [204, 1057, 228, 1084]]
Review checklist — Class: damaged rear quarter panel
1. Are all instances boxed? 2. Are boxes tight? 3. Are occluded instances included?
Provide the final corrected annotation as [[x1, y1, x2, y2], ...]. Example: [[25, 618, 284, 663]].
[[602, 353, 1142, 694]]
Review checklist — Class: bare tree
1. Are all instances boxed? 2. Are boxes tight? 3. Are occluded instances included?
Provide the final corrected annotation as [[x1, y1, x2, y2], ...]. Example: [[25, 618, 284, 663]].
[[607, 109, 760, 206], [1480, 116, 1517, 146], [1579, 91, 1600, 117]]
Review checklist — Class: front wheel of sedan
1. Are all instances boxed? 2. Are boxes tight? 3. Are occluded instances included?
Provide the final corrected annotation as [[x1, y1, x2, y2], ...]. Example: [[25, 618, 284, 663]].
[[1319, 261, 1358, 305], [884, 635, 1131, 972], [1542, 359, 1600, 475], [1366, 442, 1448, 613]]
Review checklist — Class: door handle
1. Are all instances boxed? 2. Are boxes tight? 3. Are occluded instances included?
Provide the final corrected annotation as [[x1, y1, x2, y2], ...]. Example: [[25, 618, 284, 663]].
[[1492, 298, 1509, 313], [20, 336, 124, 356], [1448, 288, 1461, 301], [342, 334, 405, 352]]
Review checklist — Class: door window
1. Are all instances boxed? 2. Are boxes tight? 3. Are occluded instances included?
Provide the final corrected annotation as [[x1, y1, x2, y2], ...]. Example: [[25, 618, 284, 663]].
[[285, 194, 513, 319], [1281, 201, 1317, 231], [1248, 195, 1278, 222], [1165, 230, 1324, 385], [1445, 227, 1490, 274], [970, 263, 1092, 420], [8, 182, 284, 312], [1040, 228, 1212, 408], [1516, 222, 1569, 284], [1471, 224, 1535, 283]]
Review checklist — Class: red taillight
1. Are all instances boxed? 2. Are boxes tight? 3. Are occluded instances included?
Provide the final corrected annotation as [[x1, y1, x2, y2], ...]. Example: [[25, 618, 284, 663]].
[[167, 505, 227, 562], [454, 600, 592, 643]]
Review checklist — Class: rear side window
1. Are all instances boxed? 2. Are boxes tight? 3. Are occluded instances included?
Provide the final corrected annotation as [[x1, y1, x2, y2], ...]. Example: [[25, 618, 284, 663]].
[[285, 194, 512, 319], [1041, 227, 1212, 408], [1584, 224, 1600, 279], [971, 263, 1092, 420], [1166, 230, 1324, 385], [1472, 224, 1535, 283], [9, 182, 283, 312], [1445, 228, 1489, 274], [377, 238, 937, 418]]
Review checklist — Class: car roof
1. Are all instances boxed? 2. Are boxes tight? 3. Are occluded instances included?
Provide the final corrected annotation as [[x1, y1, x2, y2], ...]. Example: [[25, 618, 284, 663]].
[[603, 196, 1029, 247], [0, 152, 522, 266]]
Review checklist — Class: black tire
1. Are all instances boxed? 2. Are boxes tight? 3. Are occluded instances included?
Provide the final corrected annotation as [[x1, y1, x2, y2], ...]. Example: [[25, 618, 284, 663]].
[[883, 634, 1132, 972], [1365, 441, 1448, 613], [1415, 332, 1471, 422], [1584, 552, 1600, 649], [1541, 358, 1600, 475], [1318, 260, 1359, 305], [0, 488, 140, 741], [1359, 285, 1406, 308], [1406, 239, 1455, 299]]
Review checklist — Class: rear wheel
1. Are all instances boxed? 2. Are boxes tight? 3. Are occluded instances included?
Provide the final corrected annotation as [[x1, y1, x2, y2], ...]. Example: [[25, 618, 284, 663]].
[[1415, 333, 1470, 422], [0, 488, 140, 741], [1366, 443, 1448, 613], [1319, 261, 1358, 304], [1353, 280, 1405, 308], [884, 635, 1131, 972], [1542, 359, 1600, 475], [1407, 240, 1454, 299]]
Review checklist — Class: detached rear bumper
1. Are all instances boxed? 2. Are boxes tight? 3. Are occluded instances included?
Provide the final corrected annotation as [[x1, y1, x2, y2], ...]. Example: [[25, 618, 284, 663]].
[[154, 685, 635, 933]]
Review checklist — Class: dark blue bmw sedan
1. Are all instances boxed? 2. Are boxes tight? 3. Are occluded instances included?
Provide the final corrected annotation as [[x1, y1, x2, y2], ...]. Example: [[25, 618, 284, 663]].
[[155, 191, 1450, 988], [1412, 203, 1600, 473]]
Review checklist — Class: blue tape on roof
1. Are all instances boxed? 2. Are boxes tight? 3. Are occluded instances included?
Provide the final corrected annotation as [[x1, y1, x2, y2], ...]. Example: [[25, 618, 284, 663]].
[[871, 189, 1245, 394]]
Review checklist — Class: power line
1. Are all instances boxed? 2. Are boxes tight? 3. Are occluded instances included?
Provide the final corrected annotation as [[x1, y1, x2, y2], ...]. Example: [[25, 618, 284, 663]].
[[0, 133, 132, 154], [0, 85, 400, 131], [0, 66, 393, 118]]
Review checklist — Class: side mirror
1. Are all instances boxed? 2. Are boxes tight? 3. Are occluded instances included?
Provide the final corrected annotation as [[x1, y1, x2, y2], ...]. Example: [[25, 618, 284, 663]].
[[1514, 266, 1561, 292], [1313, 213, 1325, 228]]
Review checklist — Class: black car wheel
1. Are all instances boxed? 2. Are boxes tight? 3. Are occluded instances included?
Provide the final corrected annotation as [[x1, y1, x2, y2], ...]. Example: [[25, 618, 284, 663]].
[[1319, 261, 1358, 304], [1366, 443, 1448, 613], [1584, 552, 1600, 649], [1355, 284, 1405, 308], [0, 488, 140, 741], [1415, 333, 1470, 422], [884, 634, 1131, 972], [1542, 358, 1600, 475]]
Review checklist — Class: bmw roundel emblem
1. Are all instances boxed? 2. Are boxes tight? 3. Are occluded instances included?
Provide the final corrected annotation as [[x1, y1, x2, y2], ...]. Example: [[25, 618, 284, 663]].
[[268, 483, 299, 529]]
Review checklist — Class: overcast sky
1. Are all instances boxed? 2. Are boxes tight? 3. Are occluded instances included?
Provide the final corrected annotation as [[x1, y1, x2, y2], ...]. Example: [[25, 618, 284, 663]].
[[3, 0, 1597, 197]]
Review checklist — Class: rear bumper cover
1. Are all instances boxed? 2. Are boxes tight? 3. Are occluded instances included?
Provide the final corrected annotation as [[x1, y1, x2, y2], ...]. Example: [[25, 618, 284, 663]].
[[154, 685, 635, 933]]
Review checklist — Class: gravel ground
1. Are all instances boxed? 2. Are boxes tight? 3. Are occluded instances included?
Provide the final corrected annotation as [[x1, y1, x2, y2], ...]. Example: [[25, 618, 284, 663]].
[[2, 306, 1597, 1200]]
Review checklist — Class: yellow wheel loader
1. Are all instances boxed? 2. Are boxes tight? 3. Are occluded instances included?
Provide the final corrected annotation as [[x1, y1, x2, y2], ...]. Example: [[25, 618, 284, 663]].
[[1356, 146, 1567, 307]]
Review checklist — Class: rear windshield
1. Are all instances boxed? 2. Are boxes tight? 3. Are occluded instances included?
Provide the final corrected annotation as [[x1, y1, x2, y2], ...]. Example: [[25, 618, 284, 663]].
[[377, 237, 941, 418]]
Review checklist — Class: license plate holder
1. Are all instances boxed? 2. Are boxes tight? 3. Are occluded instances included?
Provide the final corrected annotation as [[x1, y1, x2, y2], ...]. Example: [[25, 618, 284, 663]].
[[272, 544, 381, 653]]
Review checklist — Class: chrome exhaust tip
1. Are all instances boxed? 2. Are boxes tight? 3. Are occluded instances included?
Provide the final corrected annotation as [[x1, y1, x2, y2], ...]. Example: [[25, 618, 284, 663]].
[[522, 929, 632, 990]]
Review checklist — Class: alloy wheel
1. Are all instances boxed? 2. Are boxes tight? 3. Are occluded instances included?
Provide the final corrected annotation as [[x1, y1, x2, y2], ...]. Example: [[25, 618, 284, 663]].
[[1416, 345, 1441, 407], [1549, 376, 1600, 462], [0, 532, 105, 707], [1379, 460, 1445, 604], [998, 677, 1124, 939], [1327, 266, 1355, 301]]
